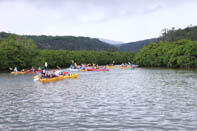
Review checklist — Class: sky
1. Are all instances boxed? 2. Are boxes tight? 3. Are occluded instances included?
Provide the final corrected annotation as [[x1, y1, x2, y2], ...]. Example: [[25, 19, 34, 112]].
[[0, 0, 197, 43]]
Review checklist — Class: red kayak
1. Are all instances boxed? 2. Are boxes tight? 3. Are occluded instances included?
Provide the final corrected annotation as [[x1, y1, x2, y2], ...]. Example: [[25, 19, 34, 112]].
[[25, 70, 42, 74], [87, 69, 109, 71]]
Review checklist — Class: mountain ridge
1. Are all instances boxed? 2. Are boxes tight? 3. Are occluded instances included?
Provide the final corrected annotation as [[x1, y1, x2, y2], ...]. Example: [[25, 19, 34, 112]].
[[0, 32, 118, 51], [119, 38, 158, 52]]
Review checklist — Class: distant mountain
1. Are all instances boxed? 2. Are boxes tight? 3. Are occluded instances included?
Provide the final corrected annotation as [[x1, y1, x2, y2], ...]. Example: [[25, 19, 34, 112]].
[[119, 25, 197, 52], [0, 32, 118, 51], [119, 38, 157, 52], [99, 38, 124, 47]]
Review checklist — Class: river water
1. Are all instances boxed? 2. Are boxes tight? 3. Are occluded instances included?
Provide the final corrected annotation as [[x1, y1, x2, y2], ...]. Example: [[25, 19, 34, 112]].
[[0, 67, 197, 130]]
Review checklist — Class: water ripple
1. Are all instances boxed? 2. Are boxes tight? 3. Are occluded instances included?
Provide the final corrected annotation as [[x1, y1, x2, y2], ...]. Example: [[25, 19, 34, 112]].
[[0, 68, 197, 130]]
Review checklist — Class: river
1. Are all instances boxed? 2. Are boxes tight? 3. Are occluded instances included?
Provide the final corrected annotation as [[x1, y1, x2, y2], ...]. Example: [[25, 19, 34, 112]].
[[0, 67, 197, 130]]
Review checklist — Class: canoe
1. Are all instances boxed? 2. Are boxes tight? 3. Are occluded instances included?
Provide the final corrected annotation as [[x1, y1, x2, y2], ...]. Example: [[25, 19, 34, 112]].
[[10, 72, 26, 74], [87, 69, 109, 71], [106, 66, 115, 69], [64, 74, 79, 79], [40, 76, 64, 83]]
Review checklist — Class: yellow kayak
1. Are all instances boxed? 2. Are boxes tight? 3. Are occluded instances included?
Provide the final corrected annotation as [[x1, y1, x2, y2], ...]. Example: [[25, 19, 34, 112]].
[[11, 71, 26, 74], [64, 74, 79, 79], [39, 74, 79, 82], [40, 76, 64, 83], [106, 66, 115, 69]]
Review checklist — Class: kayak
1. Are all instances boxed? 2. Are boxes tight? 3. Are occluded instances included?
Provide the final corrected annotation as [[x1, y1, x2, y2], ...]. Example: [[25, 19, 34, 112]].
[[68, 68, 81, 71], [11, 70, 42, 75], [64, 74, 79, 79], [10, 71, 26, 74], [120, 66, 131, 69], [68, 68, 86, 72], [87, 69, 109, 71], [80, 69, 86, 72], [131, 65, 139, 68], [36, 74, 79, 82], [25, 70, 42, 74], [106, 66, 115, 69], [40, 76, 64, 83]]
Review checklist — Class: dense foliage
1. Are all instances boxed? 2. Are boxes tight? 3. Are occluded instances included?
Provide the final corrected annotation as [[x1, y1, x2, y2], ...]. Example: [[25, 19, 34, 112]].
[[40, 50, 135, 69], [134, 40, 197, 68], [0, 35, 40, 70], [0, 36, 136, 71]]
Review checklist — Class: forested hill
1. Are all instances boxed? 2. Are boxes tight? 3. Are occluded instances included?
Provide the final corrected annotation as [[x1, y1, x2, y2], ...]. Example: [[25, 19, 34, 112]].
[[26, 35, 118, 51], [0, 32, 118, 51], [159, 25, 197, 42], [1, 25, 197, 52], [119, 38, 157, 52]]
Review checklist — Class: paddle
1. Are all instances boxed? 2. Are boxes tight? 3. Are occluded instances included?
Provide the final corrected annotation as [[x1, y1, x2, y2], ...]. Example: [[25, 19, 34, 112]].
[[56, 66, 61, 70]]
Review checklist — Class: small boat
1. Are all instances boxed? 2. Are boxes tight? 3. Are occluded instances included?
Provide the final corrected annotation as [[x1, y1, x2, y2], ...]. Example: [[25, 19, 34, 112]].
[[87, 69, 109, 71], [40, 76, 64, 83]]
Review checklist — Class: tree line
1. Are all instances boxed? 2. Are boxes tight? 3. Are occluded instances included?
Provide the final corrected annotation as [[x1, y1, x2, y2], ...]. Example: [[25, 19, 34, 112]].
[[134, 39, 197, 68], [134, 25, 197, 68], [0, 35, 135, 71]]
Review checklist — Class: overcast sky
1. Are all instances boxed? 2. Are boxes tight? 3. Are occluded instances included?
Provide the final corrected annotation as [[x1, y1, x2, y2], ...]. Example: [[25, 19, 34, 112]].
[[0, 0, 197, 42]]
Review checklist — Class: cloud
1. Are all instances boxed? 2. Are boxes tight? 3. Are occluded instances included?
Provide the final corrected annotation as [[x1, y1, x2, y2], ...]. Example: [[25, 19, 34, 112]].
[[0, 0, 197, 42], [1, 0, 196, 23]]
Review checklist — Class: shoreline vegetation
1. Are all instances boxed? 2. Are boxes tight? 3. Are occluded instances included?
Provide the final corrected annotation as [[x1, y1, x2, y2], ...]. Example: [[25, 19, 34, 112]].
[[134, 25, 197, 68], [0, 35, 135, 71], [1, 25, 197, 71], [134, 40, 197, 68]]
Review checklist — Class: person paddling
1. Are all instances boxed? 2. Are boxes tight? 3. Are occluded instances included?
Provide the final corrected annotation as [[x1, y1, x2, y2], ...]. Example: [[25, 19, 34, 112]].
[[14, 67, 18, 72]]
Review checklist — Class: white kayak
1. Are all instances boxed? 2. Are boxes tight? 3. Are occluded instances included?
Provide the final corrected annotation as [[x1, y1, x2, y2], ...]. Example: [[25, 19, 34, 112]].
[[67, 68, 81, 71]]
